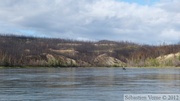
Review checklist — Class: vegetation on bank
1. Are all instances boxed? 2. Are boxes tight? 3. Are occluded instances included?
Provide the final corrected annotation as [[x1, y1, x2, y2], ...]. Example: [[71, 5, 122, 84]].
[[1, 34, 180, 67]]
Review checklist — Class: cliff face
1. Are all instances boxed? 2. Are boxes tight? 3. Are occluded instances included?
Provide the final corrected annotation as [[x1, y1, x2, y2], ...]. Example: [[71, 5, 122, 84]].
[[41, 53, 126, 67], [1, 35, 180, 67], [94, 54, 125, 67]]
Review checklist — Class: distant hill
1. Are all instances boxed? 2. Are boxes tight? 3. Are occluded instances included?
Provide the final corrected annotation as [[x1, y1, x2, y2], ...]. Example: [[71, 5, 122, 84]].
[[0, 35, 180, 67]]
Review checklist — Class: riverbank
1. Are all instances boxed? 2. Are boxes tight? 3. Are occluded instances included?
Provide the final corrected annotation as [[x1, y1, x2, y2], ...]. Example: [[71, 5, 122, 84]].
[[1, 35, 180, 67], [0, 66, 180, 69]]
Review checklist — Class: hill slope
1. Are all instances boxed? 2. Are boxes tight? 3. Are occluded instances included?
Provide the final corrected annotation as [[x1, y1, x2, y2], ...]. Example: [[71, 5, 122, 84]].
[[0, 35, 180, 67]]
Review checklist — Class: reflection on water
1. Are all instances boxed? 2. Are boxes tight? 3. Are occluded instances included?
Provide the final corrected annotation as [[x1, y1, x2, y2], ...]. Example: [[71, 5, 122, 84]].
[[0, 67, 180, 101]]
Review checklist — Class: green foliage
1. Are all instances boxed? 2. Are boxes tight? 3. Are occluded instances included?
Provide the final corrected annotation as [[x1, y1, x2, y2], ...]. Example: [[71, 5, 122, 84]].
[[145, 58, 160, 67], [47, 58, 65, 67]]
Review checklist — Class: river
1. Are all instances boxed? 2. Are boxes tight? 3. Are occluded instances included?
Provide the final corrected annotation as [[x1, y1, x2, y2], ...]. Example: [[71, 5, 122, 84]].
[[0, 67, 180, 101]]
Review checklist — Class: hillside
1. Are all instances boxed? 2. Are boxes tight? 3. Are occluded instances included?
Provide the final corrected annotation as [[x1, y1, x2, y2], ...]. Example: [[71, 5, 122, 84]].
[[1, 35, 180, 67]]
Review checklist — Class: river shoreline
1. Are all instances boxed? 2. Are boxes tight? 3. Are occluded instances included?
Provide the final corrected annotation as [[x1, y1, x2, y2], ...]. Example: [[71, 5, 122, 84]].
[[0, 66, 180, 69]]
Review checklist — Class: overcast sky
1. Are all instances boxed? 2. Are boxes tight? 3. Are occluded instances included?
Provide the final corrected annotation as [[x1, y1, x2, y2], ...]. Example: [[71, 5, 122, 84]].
[[0, 0, 180, 44]]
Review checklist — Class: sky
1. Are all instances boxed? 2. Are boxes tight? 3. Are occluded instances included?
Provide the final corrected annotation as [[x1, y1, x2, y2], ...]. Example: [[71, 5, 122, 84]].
[[0, 0, 180, 44]]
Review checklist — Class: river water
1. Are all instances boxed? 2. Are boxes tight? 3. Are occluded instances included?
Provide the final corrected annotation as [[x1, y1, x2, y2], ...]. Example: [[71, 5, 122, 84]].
[[0, 67, 180, 101]]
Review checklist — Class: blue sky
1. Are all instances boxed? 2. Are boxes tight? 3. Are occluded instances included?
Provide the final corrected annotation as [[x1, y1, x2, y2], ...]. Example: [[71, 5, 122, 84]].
[[120, 0, 160, 5], [0, 0, 180, 44]]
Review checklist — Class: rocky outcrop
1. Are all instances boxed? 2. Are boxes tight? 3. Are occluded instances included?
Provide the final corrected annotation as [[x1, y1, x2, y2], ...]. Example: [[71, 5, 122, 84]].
[[94, 54, 126, 67], [46, 54, 77, 67], [45, 53, 126, 67]]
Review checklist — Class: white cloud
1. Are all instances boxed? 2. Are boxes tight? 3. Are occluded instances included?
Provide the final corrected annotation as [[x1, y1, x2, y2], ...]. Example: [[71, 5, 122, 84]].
[[161, 29, 180, 40], [0, 0, 180, 44]]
